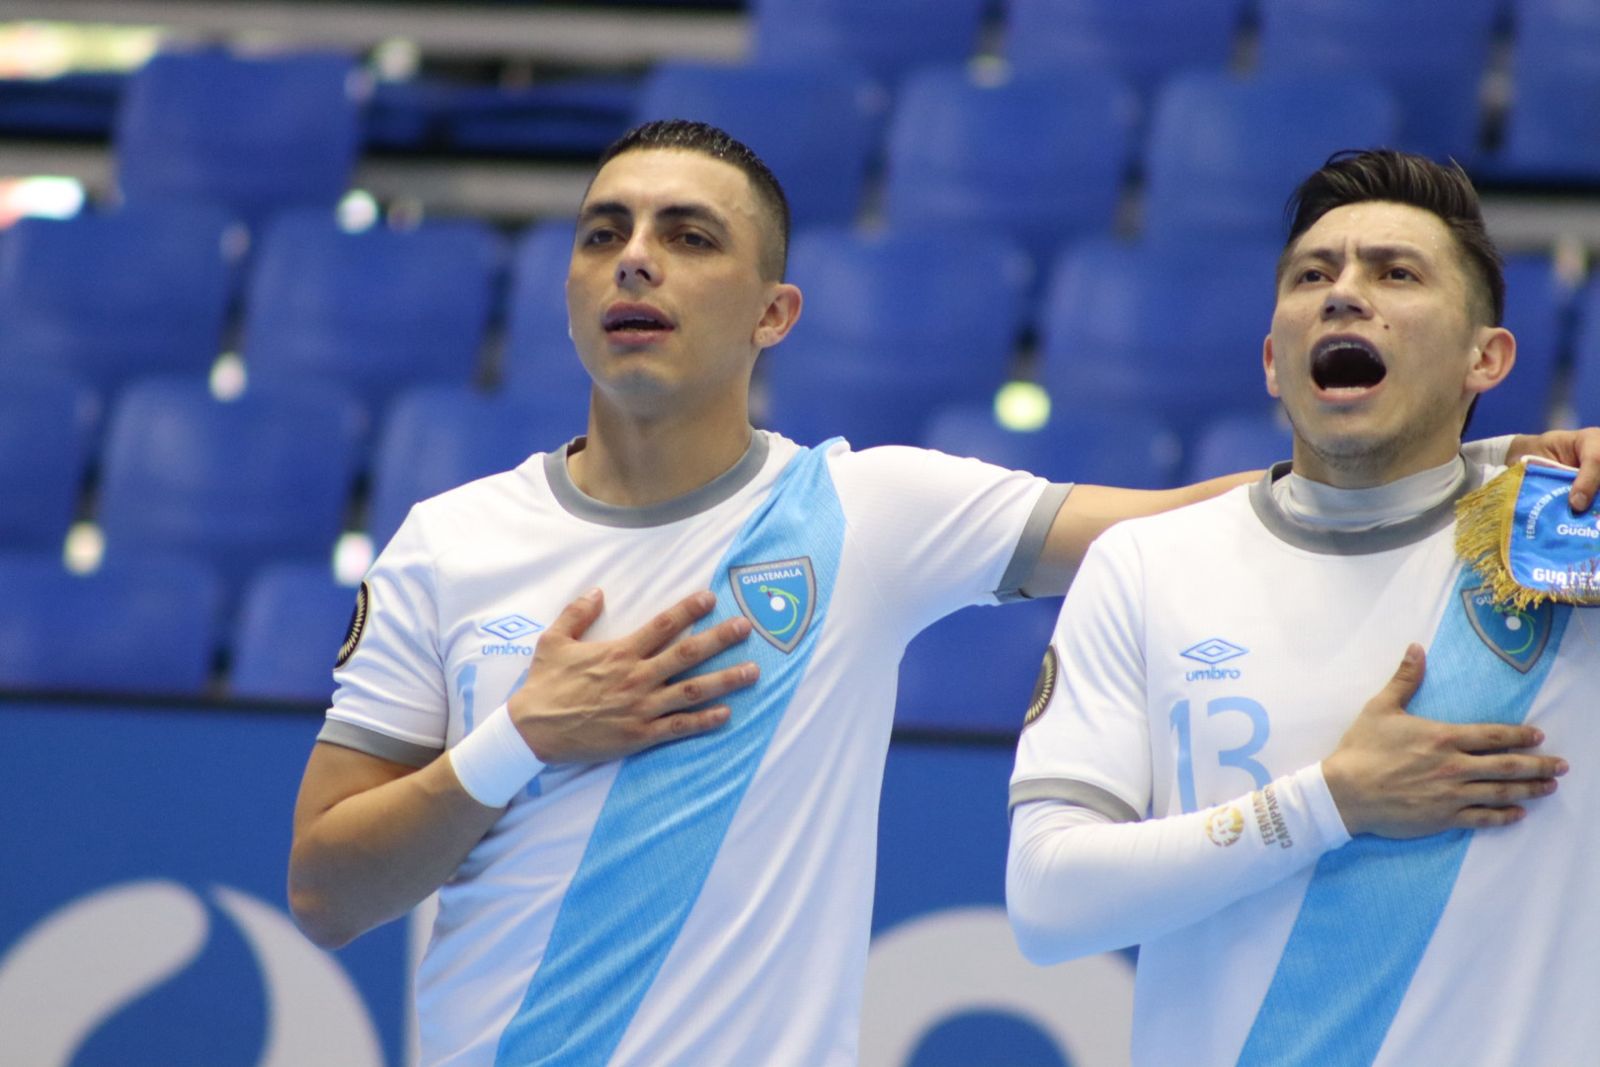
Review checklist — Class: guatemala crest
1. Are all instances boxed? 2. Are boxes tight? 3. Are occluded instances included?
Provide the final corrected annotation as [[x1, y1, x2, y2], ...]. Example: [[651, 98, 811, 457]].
[[728, 557, 816, 653], [1461, 583, 1555, 674]]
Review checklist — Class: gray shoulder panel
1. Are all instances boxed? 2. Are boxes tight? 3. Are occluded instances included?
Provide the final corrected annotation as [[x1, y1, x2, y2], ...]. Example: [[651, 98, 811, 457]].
[[317, 718, 440, 769], [995, 482, 1074, 603], [1009, 777, 1142, 823]]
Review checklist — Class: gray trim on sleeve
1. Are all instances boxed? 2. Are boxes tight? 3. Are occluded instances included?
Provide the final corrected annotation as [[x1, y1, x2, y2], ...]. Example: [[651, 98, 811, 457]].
[[995, 482, 1074, 603], [317, 718, 440, 769], [1009, 777, 1143, 823], [544, 430, 772, 528], [1247, 458, 1486, 555]]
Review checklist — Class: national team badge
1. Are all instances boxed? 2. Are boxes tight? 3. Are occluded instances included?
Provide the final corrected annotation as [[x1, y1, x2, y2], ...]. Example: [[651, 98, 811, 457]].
[[728, 557, 815, 653], [1461, 583, 1554, 674]]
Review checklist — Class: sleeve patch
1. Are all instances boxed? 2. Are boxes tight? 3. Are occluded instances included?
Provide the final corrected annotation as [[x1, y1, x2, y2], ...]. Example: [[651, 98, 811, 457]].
[[335, 581, 370, 668], [1022, 645, 1058, 729]]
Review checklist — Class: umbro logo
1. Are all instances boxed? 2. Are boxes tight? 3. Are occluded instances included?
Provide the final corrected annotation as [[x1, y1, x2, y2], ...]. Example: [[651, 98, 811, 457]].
[[480, 613, 545, 657], [1180, 638, 1248, 665], [482, 614, 544, 641], [1180, 638, 1247, 682]]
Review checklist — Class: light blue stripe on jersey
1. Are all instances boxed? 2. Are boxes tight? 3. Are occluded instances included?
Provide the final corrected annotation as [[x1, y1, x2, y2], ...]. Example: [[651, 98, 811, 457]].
[[493, 441, 845, 1067], [1237, 569, 1570, 1067]]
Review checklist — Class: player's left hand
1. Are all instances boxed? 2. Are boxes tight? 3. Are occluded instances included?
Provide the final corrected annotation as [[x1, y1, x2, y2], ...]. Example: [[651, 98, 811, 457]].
[[1507, 427, 1600, 512]]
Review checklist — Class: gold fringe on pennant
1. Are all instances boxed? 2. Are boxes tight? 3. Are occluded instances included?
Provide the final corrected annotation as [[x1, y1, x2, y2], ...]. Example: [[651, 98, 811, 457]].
[[1456, 463, 1600, 608], [1455, 464, 1536, 609]]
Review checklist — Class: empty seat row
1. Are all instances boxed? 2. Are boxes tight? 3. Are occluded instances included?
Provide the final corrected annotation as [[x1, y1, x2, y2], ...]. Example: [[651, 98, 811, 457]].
[[0, 541, 1062, 731], [8, 204, 1588, 445], [0, 553, 355, 702], [29, 10, 1600, 247]]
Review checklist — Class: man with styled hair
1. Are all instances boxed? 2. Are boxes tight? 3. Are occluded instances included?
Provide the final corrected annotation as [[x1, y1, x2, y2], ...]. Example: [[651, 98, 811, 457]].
[[1009, 148, 1600, 1065], [290, 124, 1597, 1066], [287, 118, 1265, 1066]]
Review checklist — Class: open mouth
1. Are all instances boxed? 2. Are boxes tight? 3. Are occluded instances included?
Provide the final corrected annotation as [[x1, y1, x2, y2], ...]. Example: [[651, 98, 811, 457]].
[[1311, 337, 1387, 392], [603, 305, 674, 334]]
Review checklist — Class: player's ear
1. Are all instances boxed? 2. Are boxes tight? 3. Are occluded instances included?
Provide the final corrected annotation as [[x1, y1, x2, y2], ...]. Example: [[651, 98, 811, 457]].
[[1464, 326, 1515, 397], [1263, 334, 1282, 398], [754, 283, 802, 350]]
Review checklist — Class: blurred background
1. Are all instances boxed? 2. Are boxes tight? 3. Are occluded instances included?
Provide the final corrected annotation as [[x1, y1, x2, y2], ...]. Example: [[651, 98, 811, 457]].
[[1, 1, 1597, 1064]]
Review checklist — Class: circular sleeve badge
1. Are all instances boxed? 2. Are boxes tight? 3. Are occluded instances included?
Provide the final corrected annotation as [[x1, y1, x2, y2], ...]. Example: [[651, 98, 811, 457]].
[[335, 582, 370, 669], [1022, 646, 1058, 729]]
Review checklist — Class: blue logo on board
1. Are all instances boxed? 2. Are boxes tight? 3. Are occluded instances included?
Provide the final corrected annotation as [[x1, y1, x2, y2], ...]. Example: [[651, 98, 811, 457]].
[[728, 557, 816, 653], [1462, 586, 1554, 674]]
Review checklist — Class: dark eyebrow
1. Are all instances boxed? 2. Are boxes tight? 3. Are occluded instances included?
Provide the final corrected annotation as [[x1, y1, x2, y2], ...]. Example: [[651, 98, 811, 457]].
[[577, 200, 631, 226], [577, 200, 732, 235], [655, 203, 733, 235]]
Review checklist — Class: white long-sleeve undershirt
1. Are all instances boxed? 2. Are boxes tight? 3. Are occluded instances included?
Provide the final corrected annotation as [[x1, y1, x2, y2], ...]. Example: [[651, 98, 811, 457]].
[[1007, 447, 1503, 964], [1007, 764, 1350, 963]]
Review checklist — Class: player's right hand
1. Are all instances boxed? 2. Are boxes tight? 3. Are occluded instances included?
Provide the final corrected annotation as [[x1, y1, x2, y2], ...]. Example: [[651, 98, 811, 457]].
[[1321, 643, 1568, 838], [507, 588, 758, 764]]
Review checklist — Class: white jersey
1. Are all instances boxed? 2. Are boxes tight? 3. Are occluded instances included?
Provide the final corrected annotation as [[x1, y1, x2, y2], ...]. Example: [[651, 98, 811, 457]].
[[1013, 462, 1600, 1067], [324, 431, 1061, 1067]]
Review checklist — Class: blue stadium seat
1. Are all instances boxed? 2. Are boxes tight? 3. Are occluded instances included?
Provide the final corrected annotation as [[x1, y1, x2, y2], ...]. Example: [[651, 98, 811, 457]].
[[922, 402, 1183, 488], [1141, 72, 1399, 242], [783, 226, 1031, 396], [433, 77, 639, 157], [750, 0, 988, 87], [230, 562, 356, 702], [1185, 409, 1294, 482], [368, 385, 585, 549], [759, 349, 947, 449], [1256, 0, 1499, 163], [632, 61, 883, 228], [1004, 0, 1248, 93], [240, 211, 502, 414], [0, 376, 99, 551], [1495, 0, 1600, 178], [96, 378, 365, 599], [762, 227, 1032, 447], [1038, 236, 1279, 438], [0, 552, 222, 696], [114, 48, 366, 226], [882, 65, 1138, 270], [896, 596, 1061, 732], [1471, 253, 1572, 437], [1566, 280, 1600, 428], [0, 204, 238, 395], [498, 221, 595, 408]]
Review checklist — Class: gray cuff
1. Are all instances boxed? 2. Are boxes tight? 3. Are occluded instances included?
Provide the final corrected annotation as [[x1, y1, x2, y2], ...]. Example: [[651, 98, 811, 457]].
[[1009, 777, 1142, 823], [317, 717, 441, 768], [995, 482, 1074, 602]]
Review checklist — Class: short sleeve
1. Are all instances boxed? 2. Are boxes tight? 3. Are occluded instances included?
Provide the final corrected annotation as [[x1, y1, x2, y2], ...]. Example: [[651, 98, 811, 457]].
[[1011, 527, 1152, 822], [827, 444, 1065, 634], [322, 509, 449, 760]]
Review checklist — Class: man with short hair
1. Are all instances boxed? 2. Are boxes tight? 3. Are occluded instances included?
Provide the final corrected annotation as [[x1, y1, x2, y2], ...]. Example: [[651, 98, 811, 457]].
[[1008, 149, 1600, 1065], [289, 125, 1596, 1067]]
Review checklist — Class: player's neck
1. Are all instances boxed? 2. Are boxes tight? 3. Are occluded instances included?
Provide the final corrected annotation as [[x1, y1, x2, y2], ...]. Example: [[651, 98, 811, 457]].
[[568, 401, 756, 508]]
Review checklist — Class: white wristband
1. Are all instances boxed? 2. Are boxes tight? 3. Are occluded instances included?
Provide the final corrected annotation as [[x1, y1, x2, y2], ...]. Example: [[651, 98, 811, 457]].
[[448, 703, 544, 808]]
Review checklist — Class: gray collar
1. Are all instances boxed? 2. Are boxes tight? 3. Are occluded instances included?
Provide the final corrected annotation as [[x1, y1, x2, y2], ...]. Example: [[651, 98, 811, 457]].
[[1249, 458, 1486, 555], [543, 431, 772, 528]]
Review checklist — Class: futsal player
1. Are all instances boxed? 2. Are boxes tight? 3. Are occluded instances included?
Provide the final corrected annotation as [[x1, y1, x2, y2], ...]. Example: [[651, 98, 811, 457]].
[[290, 124, 1600, 1066], [1009, 149, 1600, 1065]]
